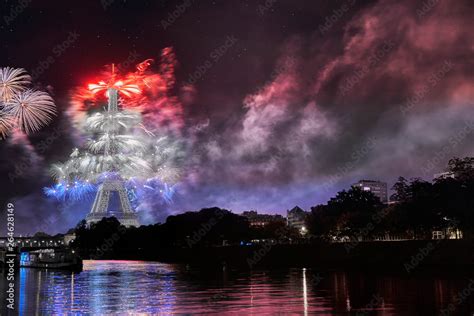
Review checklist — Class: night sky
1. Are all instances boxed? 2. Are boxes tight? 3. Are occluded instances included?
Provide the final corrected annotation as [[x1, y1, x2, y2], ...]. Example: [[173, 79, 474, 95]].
[[0, 0, 473, 235]]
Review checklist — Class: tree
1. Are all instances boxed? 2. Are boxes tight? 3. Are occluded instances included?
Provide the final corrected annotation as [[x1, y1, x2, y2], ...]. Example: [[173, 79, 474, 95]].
[[307, 204, 339, 240], [448, 157, 474, 181], [308, 187, 383, 240], [250, 221, 301, 242], [390, 177, 410, 202], [434, 157, 474, 238], [162, 207, 250, 247], [386, 178, 449, 239], [33, 232, 51, 238], [71, 217, 125, 257]]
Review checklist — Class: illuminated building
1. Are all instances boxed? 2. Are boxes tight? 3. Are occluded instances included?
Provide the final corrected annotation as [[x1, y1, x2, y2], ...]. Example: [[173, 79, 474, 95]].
[[287, 206, 308, 233], [433, 171, 455, 180], [241, 211, 286, 227], [353, 179, 388, 203]]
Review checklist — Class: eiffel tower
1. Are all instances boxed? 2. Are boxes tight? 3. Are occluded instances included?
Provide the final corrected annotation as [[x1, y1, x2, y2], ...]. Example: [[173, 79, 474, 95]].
[[86, 177, 139, 227], [85, 88, 140, 227]]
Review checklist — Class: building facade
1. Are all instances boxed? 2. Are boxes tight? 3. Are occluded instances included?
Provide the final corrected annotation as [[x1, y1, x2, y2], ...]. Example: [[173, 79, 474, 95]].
[[287, 206, 308, 233], [353, 179, 388, 203], [241, 211, 286, 227], [433, 171, 455, 180]]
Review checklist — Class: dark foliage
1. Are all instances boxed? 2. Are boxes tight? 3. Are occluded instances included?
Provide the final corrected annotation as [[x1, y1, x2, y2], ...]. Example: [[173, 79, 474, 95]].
[[307, 157, 474, 240]]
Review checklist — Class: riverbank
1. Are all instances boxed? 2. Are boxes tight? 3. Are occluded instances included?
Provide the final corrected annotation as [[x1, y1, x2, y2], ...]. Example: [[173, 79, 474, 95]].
[[86, 239, 474, 272]]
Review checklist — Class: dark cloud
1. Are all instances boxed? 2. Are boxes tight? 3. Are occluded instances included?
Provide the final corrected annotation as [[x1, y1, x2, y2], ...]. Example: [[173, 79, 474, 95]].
[[178, 0, 474, 215]]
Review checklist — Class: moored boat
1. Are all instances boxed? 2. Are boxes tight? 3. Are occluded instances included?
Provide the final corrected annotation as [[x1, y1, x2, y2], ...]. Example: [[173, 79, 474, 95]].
[[20, 248, 82, 270]]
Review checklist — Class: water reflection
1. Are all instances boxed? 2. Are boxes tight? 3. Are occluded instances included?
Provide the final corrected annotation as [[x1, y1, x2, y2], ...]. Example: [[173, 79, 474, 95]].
[[1, 261, 473, 315], [303, 268, 308, 316]]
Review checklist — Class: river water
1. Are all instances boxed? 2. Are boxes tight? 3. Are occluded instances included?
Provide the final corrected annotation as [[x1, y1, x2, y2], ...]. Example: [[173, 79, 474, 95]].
[[1, 260, 473, 315]]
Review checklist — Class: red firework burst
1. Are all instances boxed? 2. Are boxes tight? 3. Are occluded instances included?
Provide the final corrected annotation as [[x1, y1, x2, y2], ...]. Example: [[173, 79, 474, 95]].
[[67, 47, 185, 134]]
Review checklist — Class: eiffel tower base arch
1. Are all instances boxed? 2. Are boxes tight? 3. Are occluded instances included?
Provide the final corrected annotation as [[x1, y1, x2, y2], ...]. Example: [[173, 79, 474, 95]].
[[86, 179, 140, 227]]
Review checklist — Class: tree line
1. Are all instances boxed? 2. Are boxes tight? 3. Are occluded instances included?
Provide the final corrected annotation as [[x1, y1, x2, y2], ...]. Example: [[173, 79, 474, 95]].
[[307, 157, 474, 240], [71, 208, 302, 258]]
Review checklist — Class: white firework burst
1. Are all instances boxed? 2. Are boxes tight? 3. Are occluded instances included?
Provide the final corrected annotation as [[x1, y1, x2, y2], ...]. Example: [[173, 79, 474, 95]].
[[0, 67, 31, 102], [4, 89, 57, 134], [85, 111, 141, 132], [0, 111, 14, 139], [50, 163, 67, 181]]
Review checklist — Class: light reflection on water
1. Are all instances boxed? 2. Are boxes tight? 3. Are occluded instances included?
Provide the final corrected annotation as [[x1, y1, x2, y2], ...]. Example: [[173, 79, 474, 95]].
[[1, 260, 473, 315]]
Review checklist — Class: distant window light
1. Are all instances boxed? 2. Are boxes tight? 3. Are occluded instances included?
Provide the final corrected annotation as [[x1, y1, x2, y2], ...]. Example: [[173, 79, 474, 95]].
[[363, 187, 371, 191]]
